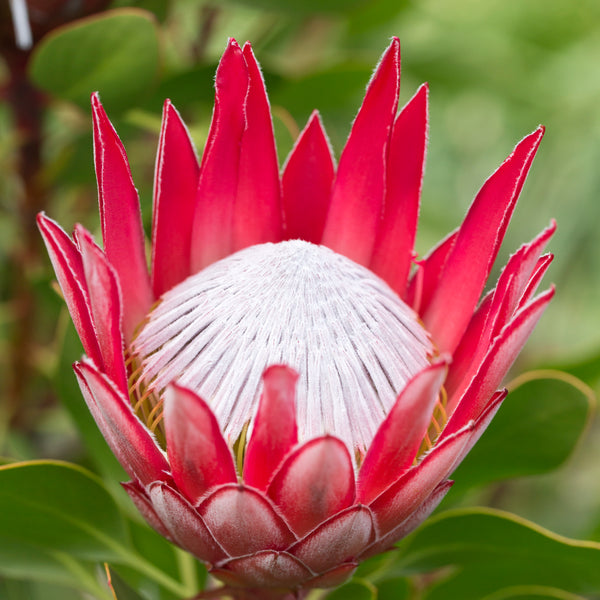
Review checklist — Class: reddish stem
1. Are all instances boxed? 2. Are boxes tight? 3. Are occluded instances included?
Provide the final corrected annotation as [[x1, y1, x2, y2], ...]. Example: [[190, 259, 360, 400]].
[[3, 47, 47, 425]]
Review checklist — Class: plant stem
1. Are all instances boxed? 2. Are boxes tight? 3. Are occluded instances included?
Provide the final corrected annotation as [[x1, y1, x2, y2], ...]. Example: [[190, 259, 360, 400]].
[[3, 47, 46, 431], [176, 546, 200, 593]]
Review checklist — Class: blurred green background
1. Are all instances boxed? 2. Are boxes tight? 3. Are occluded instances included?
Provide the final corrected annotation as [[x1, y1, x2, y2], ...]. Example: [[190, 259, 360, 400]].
[[1, 0, 600, 596]]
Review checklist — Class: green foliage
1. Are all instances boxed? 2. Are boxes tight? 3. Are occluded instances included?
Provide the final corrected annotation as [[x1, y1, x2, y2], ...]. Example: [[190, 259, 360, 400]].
[[392, 508, 600, 600], [0, 461, 127, 599], [29, 9, 160, 113], [0, 461, 196, 599], [0, 461, 128, 560], [326, 579, 378, 599], [106, 568, 147, 600], [451, 371, 594, 492], [226, 0, 368, 14]]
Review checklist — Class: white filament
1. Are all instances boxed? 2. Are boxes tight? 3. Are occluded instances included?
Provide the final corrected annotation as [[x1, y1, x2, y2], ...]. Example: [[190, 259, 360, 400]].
[[131, 241, 433, 454]]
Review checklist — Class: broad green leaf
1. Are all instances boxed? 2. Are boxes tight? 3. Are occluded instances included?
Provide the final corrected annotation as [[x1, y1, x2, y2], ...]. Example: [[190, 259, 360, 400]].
[[106, 567, 146, 600], [227, 0, 367, 14], [376, 577, 412, 600], [29, 9, 160, 113], [451, 371, 593, 491], [552, 349, 600, 389], [0, 579, 88, 600], [145, 65, 216, 112], [0, 460, 129, 561], [326, 579, 377, 599], [0, 539, 91, 588], [112, 0, 170, 21], [482, 585, 588, 600], [0, 463, 188, 598], [0, 539, 114, 599], [113, 517, 204, 600], [393, 508, 600, 599], [354, 552, 395, 580]]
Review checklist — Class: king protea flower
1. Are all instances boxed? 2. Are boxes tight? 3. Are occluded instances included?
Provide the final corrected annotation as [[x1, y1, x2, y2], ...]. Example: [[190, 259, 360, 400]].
[[38, 38, 554, 599]]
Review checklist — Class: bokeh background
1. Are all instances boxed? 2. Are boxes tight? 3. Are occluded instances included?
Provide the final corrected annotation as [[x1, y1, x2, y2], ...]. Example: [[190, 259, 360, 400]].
[[1, 0, 600, 597]]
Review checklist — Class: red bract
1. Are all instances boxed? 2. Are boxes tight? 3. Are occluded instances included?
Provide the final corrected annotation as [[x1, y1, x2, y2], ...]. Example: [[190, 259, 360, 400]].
[[38, 38, 555, 599]]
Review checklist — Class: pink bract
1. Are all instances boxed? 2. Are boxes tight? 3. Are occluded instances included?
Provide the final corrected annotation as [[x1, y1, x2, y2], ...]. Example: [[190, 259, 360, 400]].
[[38, 37, 554, 599]]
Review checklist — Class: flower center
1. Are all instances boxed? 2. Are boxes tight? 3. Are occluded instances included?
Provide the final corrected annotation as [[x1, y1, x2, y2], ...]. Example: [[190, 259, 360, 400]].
[[129, 240, 434, 456]]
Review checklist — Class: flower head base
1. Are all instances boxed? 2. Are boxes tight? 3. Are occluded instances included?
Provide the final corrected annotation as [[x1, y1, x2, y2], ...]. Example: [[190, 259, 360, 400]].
[[38, 37, 554, 598]]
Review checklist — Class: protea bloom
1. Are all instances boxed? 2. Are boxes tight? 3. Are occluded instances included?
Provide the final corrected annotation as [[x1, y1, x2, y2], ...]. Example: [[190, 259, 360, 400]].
[[38, 38, 554, 599]]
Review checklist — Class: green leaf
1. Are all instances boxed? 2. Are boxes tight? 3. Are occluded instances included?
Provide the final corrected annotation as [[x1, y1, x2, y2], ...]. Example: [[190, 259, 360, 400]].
[[106, 567, 146, 600], [393, 508, 600, 599], [226, 0, 367, 14], [481, 586, 588, 600], [0, 460, 129, 561], [0, 579, 89, 600], [0, 461, 194, 599], [29, 8, 160, 113], [326, 579, 377, 599], [451, 371, 594, 491], [113, 516, 204, 600], [376, 577, 412, 600], [0, 539, 114, 599], [551, 348, 600, 389], [0, 538, 91, 588]]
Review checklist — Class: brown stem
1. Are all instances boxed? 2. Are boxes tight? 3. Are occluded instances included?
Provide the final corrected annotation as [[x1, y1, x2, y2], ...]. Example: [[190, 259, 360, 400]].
[[3, 48, 46, 427], [192, 4, 220, 64]]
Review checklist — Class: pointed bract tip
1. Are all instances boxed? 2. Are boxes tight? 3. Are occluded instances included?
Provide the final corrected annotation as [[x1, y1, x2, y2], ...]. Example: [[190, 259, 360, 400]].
[[262, 366, 300, 396], [36, 210, 48, 226], [162, 98, 184, 123], [90, 92, 109, 123], [72, 357, 101, 381], [72, 224, 97, 252], [73, 222, 92, 238], [527, 125, 545, 145], [306, 109, 322, 127], [262, 364, 299, 381], [241, 41, 261, 67], [218, 39, 243, 70], [415, 82, 429, 101], [166, 380, 196, 398], [387, 36, 400, 59]]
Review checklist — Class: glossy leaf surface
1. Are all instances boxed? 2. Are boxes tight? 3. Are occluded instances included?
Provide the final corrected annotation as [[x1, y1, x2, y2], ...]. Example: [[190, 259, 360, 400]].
[[451, 371, 593, 491], [394, 508, 600, 600], [29, 9, 160, 112]]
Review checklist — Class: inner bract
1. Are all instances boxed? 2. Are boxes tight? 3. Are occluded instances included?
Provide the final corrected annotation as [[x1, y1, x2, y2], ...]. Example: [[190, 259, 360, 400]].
[[130, 240, 434, 456]]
